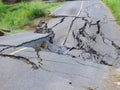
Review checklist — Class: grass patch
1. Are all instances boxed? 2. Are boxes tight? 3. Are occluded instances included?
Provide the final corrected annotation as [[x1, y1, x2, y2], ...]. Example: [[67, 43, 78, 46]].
[[0, 1, 63, 34], [117, 75, 120, 81], [103, 0, 120, 25], [5, 29, 28, 35]]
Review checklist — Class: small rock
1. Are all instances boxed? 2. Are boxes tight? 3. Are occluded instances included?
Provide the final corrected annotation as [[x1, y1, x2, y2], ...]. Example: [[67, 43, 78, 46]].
[[69, 82, 72, 85]]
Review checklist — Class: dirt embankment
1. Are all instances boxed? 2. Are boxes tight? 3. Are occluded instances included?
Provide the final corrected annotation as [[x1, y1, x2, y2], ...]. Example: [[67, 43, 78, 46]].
[[0, 29, 11, 36], [0, 31, 4, 36]]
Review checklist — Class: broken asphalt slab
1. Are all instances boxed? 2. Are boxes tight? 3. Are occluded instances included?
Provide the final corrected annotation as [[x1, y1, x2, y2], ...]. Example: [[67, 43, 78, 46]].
[[0, 32, 49, 47]]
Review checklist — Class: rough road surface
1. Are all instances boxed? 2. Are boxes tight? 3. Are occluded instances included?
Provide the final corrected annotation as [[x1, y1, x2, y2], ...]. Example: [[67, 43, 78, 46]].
[[0, 0, 120, 90]]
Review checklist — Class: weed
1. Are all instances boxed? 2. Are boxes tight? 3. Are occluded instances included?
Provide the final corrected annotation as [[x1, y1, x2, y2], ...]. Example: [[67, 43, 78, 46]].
[[0, 1, 62, 32], [103, 0, 120, 25]]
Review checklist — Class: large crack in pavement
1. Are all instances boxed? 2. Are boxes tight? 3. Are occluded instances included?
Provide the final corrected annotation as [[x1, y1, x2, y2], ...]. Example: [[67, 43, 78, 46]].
[[0, 53, 39, 69], [34, 15, 120, 68], [0, 31, 54, 69], [0, 20, 77, 70], [1, 9, 120, 71], [53, 15, 119, 67], [72, 18, 116, 66]]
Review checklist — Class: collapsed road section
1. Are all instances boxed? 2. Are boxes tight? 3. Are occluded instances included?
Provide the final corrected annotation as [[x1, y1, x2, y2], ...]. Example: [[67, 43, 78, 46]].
[[1, 0, 120, 90], [34, 16, 120, 68], [0, 32, 55, 69], [0, 0, 120, 69]]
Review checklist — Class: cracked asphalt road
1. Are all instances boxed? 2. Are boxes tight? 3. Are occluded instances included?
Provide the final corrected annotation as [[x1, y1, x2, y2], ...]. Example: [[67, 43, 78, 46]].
[[0, 0, 120, 90]]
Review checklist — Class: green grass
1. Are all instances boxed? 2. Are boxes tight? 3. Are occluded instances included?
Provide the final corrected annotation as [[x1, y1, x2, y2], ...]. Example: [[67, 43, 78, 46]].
[[117, 75, 120, 81], [0, 1, 62, 34], [103, 0, 120, 25], [5, 29, 28, 35]]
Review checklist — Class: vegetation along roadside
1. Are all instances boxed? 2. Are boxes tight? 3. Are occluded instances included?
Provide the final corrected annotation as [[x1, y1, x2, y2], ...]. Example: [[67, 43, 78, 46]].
[[103, 0, 120, 25], [0, 0, 63, 35]]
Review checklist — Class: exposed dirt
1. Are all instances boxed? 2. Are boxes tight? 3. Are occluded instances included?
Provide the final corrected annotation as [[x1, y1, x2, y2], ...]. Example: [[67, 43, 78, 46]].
[[0, 29, 11, 36], [0, 31, 5, 36], [23, 25, 37, 31], [23, 17, 52, 31], [102, 67, 120, 90]]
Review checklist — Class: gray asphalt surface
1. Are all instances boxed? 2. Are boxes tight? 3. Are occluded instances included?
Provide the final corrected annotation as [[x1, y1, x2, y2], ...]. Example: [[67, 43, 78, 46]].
[[0, 32, 49, 46], [0, 0, 120, 90], [53, 1, 82, 16]]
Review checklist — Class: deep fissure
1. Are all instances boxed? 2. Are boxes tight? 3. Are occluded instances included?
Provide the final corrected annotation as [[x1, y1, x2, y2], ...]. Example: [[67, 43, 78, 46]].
[[1, 14, 120, 69]]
